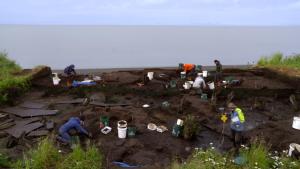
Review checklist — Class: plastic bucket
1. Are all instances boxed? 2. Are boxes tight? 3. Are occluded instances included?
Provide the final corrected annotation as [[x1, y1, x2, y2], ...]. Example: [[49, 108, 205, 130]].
[[147, 72, 154, 80], [180, 72, 186, 79], [118, 120, 127, 128], [201, 93, 208, 100], [170, 80, 177, 88], [289, 144, 295, 157], [183, 82, 191, 90], [203, 71, 208, 77], [292, 117, 300, 130], [127, 126, 137, 138], [101, 116, 109, 127], [176, 119, 184, 126], [208, 82, 215, 90], [172, 124, 182, 137], [118, 127, 127, 139]]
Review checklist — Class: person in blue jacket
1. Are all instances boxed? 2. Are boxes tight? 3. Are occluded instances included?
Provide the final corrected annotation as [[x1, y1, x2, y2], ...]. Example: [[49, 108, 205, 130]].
[[64, 64, 76, 76], [57, 116, 92, 144]]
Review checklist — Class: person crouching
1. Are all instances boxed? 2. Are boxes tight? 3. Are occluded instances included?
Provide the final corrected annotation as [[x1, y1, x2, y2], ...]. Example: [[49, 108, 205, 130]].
[[57, 116, 92, 145]]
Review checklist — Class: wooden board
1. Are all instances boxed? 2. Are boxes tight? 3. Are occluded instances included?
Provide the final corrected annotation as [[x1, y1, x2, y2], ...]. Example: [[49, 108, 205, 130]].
[[19, 101, 47, 109], [89, 101, 131, 107], [6, 122, 44, 138], [27, 130, 49, 137], [54, 98, 85, 104], [1, 107, 57, 117]]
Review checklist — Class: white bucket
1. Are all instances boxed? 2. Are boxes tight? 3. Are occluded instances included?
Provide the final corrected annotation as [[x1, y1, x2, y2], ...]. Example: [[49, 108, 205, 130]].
[[183, 82, 191, 90], [292, 117, 300, 130], [289, 144, 295, 157], [118, 127, 127, 139], [118, 120, 127, 128], [147, 72, 154, 80], [203, 71, 208, 77], [53, 78, 61, 85], [177, 119, 184, 126], [208, 82, 215, 90], [52, 73, 61, 85], [180, 72, 186, 79]]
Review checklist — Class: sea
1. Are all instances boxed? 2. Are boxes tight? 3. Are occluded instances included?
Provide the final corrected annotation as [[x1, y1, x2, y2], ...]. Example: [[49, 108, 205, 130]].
[[0, 25, 299, 69]]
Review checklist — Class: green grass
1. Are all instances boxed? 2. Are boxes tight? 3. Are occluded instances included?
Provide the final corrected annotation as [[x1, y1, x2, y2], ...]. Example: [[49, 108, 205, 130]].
[[57, 145, 103, 169], [0, 153, 11, 168], [171, 142, 300, 169], [12, 138, 103, 169], [257, 52, 300, 69], [0, 52, 30, 104]]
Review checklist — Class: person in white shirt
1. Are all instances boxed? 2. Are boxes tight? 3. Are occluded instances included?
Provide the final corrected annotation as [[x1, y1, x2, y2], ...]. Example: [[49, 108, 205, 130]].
[[193, 73, 206, 94]]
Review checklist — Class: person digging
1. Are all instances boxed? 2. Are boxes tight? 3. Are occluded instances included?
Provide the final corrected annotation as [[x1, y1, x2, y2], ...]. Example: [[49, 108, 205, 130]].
[[179, 63, 196, 77], [227, 102, 245, 147], [57, 116, 92, 145]]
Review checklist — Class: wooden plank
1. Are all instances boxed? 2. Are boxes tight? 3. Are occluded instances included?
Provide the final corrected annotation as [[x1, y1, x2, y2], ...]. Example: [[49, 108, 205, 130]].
[[20, 101, 46, 109], [27, 130, 49, 137], [46, 121, 54, 130], [89, 101, 131, 107], [1, 108, 57, 117], [0, 119, 14, 126], [54, 98, 85, 104], [6, 122, 44, 138]]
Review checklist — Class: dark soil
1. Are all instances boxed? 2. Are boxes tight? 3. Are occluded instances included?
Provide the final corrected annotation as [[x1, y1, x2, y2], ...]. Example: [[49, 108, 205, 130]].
[[1, 68, 300, 169]]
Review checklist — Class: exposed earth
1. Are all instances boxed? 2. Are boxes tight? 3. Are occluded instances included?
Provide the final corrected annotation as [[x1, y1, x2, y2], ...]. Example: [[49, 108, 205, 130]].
[[0, 67, 300, 169]]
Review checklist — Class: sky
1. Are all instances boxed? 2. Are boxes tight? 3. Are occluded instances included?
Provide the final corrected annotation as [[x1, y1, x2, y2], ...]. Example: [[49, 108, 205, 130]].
[[0, 0, 300, 25]]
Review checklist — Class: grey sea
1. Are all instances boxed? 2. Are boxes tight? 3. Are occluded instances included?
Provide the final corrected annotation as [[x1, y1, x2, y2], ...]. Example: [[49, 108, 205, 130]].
[[0, 25, 299, 69]]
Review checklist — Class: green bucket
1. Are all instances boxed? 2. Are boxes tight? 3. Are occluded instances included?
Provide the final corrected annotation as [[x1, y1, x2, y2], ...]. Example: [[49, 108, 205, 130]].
[[170, 80, 177, 88], [201, 93, 208, 100], [70, 136, 80, 149], [127, 126, 137, 138], [100, 116, 109, 127], [172, 124, 182, 137]]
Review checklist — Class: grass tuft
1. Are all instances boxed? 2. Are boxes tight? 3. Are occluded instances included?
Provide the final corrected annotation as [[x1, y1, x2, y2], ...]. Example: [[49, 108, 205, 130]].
[[257, 52, 300, 69], [0, 52, 30, 104]]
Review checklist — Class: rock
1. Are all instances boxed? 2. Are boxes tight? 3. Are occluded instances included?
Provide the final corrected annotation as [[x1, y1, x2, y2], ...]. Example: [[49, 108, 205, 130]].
[[115, 140, 125, 146], [30, 66, 53, 87], [185, 146, 191, 152], [124, 139, 144, 149]]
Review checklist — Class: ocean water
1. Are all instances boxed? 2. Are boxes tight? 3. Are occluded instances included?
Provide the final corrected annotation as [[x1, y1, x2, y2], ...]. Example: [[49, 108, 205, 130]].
[[0, 25, 299, 69]]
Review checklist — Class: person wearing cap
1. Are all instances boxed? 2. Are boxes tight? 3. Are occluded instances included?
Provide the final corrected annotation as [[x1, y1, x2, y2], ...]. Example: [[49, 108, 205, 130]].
[[64, 64, 76, 76], [193, 73, 206, 94], [214, 60, 222, 82], [57, 116, 92, 145], [227, 102, 245, 147]]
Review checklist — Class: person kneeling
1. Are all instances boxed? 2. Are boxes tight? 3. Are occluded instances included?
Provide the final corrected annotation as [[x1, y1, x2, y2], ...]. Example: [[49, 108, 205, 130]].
[[57, 116, 92, 145]]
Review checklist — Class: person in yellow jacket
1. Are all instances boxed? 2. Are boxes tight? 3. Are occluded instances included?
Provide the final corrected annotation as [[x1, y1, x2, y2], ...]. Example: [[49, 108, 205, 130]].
[[228, 102, 245, 147]]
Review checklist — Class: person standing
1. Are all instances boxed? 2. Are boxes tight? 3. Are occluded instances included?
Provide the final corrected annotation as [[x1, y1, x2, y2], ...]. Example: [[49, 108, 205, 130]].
[[214, 60, 222, 82], [228, 102, 245, 147]]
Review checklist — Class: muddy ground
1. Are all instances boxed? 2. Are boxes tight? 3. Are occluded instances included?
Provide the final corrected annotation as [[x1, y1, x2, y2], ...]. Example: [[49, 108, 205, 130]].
[[1, 67, 300, 169]]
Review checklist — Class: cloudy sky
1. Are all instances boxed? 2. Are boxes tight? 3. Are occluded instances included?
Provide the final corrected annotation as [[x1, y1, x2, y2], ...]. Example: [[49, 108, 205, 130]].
[[1, 0, 300, 25]]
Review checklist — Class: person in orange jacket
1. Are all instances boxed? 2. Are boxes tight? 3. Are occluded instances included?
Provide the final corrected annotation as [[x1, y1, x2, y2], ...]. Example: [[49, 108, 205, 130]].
[[179, 63, 196, 76]]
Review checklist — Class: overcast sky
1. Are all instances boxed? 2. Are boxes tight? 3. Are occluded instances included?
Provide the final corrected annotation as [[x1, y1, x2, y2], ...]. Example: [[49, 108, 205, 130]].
[[1, 0, 300, 25]]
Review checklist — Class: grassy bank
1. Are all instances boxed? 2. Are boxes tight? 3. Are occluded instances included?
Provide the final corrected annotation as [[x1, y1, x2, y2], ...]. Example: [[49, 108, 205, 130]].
[[257, 53, 300, 69], [11, 138, 103, 169], [171, 142, 300, 169], [0, 52, 30, 104]]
